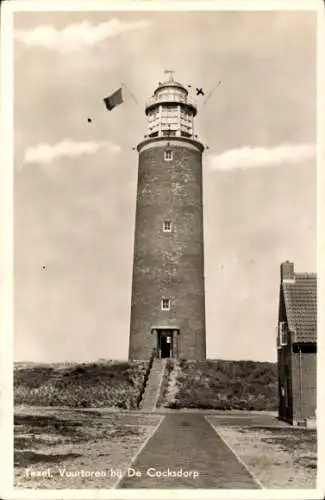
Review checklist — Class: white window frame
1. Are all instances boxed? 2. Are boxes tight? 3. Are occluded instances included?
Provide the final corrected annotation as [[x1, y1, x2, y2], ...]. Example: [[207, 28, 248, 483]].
[[278, 321, 288, 347], [164, 150, 173, 161], [161, 298, 170, 311], [163, 220, 172, 232]]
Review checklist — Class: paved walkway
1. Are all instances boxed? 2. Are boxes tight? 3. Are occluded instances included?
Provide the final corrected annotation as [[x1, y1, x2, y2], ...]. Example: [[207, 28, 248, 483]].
[[118, 413, 261, 489], [140, 359, 166, 411]]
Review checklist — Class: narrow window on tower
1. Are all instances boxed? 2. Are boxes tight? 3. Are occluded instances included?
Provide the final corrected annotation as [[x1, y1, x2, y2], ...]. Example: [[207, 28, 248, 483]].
[[161, 298, 170, 311], [164, 150, 173, 161], [163, 220, 172, 232]]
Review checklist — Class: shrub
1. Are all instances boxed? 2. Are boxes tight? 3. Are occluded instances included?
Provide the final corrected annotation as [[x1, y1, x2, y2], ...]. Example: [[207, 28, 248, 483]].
[[14, 361, 149, 409], [162, 359, 277, 411]]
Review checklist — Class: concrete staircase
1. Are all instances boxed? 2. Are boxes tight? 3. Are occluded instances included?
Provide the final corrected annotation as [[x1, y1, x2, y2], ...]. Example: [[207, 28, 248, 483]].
[[140, 358, 166, 411]]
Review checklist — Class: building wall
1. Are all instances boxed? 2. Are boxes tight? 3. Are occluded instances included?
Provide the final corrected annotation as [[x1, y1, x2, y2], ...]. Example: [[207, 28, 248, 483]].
[[129, 138, 206, 360], [277, 289, 293, 422], [278, 341, 316, 423], [291, 350, 317, 422], [278, 343, 293, 422]]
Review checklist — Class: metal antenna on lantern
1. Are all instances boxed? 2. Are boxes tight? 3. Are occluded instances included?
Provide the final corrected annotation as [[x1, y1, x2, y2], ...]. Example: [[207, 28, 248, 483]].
[[202, 80, 222, 106], [164, 69, 175, 80]]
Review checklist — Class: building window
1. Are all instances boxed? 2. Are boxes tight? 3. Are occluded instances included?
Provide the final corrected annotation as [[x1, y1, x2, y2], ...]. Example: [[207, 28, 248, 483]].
[[164, 150, 173, 161], [162, 130, 176, 137], [278, 322, 288, 347], [168, 130, 177, 136], [161, 298, 170, 311], [163, 220, 172, 232]]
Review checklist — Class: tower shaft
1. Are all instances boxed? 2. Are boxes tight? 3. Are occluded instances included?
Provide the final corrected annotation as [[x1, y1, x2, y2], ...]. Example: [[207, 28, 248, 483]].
[[129, 77, 206, 360]]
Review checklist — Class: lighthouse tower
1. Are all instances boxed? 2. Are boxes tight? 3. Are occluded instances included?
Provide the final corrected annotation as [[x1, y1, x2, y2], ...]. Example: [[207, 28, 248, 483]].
[[129, 74, 206, 361]]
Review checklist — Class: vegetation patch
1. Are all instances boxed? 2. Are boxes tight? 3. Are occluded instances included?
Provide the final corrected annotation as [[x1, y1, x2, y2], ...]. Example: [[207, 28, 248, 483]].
[[258, 427, 317, 469], [162, 359, 277, 410], [15, 450, 82, 467], [14, 408, 162, 489], [14, 361, 149, 409], [213, 423, 316, 488]]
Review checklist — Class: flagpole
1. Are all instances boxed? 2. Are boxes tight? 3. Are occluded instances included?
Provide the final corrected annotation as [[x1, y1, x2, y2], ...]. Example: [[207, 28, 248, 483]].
[[121, 82, 142, 109]]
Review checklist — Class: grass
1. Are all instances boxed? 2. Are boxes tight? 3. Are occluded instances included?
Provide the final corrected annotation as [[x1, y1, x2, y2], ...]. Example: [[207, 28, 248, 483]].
[[211, 422, 317, 488], [14, 361, 149, 409], [15, 358, 278, 411], [16, 450, 83, 467], [256, 426, 317, 470], [161, 359, 277, 410], [14, 407, 162, 489]]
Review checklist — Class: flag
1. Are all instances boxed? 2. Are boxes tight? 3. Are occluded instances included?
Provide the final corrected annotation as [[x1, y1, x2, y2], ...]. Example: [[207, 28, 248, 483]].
[[103, 88, 123, 111]]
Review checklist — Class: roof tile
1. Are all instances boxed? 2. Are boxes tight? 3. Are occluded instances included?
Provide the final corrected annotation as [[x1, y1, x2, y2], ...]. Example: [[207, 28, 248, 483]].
[[282, 273, 317, 343]]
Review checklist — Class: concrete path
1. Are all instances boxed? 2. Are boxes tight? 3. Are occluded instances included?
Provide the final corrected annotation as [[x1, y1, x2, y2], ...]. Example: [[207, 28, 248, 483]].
[[140, 359, 166, 411], [117, 413, 261, 489]]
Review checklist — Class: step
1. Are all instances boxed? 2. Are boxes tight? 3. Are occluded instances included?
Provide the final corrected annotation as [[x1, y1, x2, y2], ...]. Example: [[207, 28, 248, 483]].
[[140, 359, 166, 411]]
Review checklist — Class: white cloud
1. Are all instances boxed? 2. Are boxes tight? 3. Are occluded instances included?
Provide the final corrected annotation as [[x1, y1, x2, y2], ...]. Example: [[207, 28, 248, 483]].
[[23, 140, 121, 164], [15, 19, 149, 53], [209, 144, 316, 171]]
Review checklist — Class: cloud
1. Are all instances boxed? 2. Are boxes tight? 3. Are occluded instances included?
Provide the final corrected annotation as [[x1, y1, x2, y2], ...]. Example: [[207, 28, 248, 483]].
[[23, 140, 121, 164], [209, 144, 316, 171], [15, 19, 149, 53]]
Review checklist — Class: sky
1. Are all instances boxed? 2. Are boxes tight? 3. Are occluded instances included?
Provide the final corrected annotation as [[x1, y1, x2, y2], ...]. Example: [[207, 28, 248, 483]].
[[13, 9, 317, 363]]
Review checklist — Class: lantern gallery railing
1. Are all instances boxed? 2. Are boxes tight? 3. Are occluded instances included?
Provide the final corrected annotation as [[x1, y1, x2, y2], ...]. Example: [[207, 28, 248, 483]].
[[145, 95, 197, 110]]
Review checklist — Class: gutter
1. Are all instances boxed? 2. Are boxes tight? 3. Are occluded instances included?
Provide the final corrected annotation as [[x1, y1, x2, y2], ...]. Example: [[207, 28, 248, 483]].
[[298, 345, 304, 423]]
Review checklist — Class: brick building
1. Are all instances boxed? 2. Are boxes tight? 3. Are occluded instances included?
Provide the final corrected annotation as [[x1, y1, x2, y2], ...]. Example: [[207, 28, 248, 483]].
[[277, 261, 317, 424], [128, 75, 206, 360]]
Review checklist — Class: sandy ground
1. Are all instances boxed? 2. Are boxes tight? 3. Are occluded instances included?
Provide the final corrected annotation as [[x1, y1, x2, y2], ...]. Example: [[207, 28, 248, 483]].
[[15, 406, 317, 490], [209, 421, 317, 489], [14, 407, 161, 489]]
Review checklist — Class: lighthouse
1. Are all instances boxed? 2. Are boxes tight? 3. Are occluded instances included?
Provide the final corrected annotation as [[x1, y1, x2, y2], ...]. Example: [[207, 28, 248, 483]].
[[129, 74, 206, 361]]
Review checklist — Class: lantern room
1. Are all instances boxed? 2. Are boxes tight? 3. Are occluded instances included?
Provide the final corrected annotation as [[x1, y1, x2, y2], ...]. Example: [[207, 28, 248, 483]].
[[145, 75, 197, 139]]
